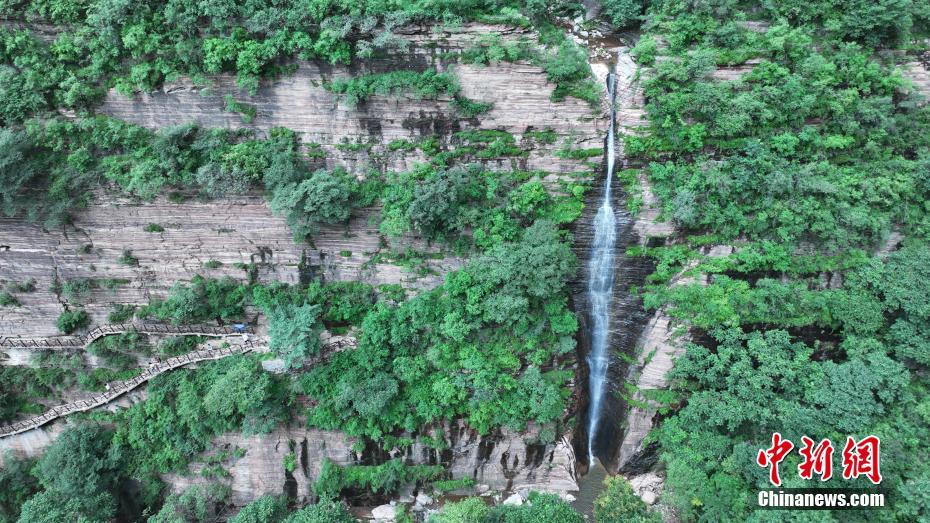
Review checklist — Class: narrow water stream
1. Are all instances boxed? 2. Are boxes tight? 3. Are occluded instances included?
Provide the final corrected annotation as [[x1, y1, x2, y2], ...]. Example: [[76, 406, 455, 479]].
[[585, 66, 619, 464]]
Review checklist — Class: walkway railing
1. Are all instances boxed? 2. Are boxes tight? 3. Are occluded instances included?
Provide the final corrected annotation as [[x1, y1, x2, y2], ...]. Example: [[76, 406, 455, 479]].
[[0, 340, 258, 438], [0, 330, 358, 439], [0, 322, 239, 351]]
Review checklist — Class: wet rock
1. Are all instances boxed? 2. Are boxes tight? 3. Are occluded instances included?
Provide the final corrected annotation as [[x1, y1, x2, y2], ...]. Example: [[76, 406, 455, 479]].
[[415, 492, 433, 507]]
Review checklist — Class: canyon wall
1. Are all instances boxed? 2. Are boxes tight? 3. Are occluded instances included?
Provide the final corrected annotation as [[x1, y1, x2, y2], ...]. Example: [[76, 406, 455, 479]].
[[0, 23, 602, 511], [0, 23, 604, 340]]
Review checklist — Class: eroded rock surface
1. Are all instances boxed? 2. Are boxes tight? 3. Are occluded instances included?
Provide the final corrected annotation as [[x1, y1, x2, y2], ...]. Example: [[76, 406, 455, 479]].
[[1, 24, 604, 338]]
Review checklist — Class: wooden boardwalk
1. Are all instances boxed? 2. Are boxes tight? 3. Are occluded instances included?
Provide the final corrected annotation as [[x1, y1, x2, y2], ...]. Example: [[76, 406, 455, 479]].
[[0, 322, 239, 351], [0, 341, 257, 438], [0, 322, 359, 439]]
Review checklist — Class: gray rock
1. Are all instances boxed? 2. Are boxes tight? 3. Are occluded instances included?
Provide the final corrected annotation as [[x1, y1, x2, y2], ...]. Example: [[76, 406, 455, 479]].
[[503, 493, 524, 506], [371, 504, 396, 521]]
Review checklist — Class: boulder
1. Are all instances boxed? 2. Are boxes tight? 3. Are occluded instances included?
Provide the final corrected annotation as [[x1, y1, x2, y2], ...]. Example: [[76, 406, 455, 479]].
[[371, 504, 396, 521]]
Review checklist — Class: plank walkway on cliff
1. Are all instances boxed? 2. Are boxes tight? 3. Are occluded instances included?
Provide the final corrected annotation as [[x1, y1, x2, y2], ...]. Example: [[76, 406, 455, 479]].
[[0, 322, 239, 351], [0, 341, 257, 438], [0, 325, 358, 439]]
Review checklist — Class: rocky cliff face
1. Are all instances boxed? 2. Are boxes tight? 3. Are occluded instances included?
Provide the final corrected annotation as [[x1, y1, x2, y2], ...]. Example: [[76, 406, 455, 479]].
[[97, 24, 602, 177], [0, 195, 457, 338], [0, 23, 602, 512], [0, 24, 604, 340], [0, 411, 579, 510], [162, 421, 577, 509]]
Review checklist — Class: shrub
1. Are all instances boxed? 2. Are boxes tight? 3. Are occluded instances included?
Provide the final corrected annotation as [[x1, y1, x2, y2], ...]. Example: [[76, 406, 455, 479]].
[[267, 168, 358, 240], [57, 309, 89, 334], [432, 478, 476, 493], [143, 223, 165, 233], [282, 500, 353, 523], [87, 333, 146, 371], [118, 250, 140, 266], [451, 96, 494, 117], [602, 0, 646, 28], [594, 476, 662, 522], [61, 278, 95, 301], [0, 291, 18, 306], [326, 70, 459, 106], [107, 304, 136, 323], [313, 458, 443, 499], [8, 279, 36, 293], [542, 40, 599, 104], [230, 495, 288, 523], [113, 356, 288, 475], [265, 302, 323, 369], [137, 276, 248, 325], [224, 94, 257, 124]]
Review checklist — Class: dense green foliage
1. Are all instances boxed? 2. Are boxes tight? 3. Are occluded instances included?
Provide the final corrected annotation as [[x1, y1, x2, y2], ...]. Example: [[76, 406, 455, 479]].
[[1, 118, 368, 234], [56, 308, 89, 333], [429, 492, 584, 522], [380, 163, 586, 249], [628, 1, 930, 521], [138, 275, 248, 324], [86, 332, 148, 370], [228, 495, 288, 523], [327, 70, 458, 106], [457, 29, 600, 105], [0, 0, 601, 516], [0, 0, 585, 111], [149, 484, 231, 523], [281, 500, 354, 523], [301, 220, 576, 440], [593, 476, 661, 523], [602, 0, 647, 28], [0, 453, 38, 523], [314, 458, 444, 499], [267, 167, 360, 240], [112, 355, 290, 476], [17, 424, 125, 522]]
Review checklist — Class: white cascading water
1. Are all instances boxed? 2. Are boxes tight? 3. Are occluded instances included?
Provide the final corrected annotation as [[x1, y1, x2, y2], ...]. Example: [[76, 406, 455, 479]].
[[586, 69, 618, 463]]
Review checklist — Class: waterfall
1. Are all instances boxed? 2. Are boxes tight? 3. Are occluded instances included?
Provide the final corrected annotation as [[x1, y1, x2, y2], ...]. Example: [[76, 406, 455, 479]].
[[586, 69, 618, 463]]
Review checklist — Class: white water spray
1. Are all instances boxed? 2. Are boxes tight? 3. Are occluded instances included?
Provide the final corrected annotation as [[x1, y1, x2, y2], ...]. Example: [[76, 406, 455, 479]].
[[586, 69, 618, 463]]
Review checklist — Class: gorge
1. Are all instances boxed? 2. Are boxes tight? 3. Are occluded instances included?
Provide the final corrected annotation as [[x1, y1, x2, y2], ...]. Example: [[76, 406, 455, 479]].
[[3, 1, 929, 521]]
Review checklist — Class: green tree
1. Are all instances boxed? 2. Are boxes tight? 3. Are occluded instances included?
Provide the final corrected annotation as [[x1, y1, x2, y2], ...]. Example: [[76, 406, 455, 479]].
[[17, 491, 116, 523], [268, 168, 358, 239], [33, 424, 121, 500], [229, 495, 288, 523], [282, 500, 353, 523], [594, 476, 661, 523], [266, 302, 324, 369], [0, 453, 38, 523], [601, 0, 646, 28], [149, 484, 230, 523], [19, 424, 123, 522]]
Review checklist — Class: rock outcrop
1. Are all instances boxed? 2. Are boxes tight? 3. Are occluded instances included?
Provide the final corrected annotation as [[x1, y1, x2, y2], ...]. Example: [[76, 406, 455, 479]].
[[158, 422, 578, 508], [1, 24, 603, 339], [0, 23, 598, 514]]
